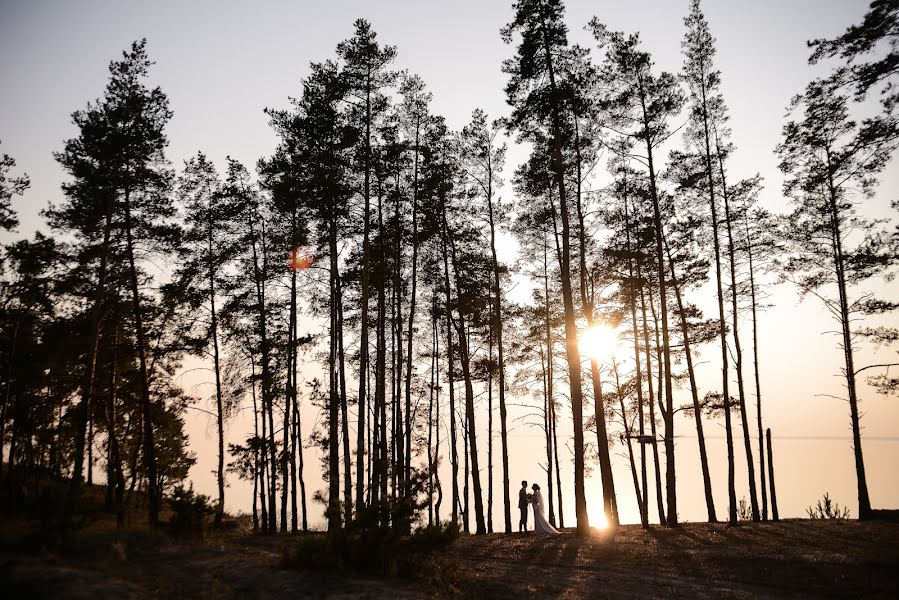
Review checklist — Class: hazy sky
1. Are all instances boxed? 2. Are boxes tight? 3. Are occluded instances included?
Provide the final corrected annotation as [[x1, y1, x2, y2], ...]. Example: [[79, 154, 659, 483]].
[[1, 0, 896, 526]]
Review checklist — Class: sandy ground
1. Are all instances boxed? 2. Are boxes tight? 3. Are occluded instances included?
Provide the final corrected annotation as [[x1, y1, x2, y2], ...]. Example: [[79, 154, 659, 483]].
[[1, 518, 897, 598]]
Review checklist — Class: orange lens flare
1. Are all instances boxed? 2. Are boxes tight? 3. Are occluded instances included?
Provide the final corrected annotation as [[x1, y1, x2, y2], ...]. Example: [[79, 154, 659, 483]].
[[288, 247, 313, 271]]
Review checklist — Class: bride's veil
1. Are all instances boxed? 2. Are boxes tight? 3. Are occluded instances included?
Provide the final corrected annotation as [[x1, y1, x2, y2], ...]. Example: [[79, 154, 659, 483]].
[[537, 490, 546, 515]]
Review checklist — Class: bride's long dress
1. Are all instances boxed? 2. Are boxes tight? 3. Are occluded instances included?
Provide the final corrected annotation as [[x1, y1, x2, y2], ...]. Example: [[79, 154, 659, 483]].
[[531, 491, 560, 534]]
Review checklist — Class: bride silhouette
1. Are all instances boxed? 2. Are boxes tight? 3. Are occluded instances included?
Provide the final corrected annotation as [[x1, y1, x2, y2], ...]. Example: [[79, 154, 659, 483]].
[[530, 483, 560, 534]]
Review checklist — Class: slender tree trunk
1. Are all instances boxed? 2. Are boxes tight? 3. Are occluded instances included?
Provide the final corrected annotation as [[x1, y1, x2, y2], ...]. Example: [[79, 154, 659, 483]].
[[638, 96, 677, 525], [249, 214, 277, 531], [744, 214, 768, 520], [540, 346, 556, 527], [716, 143, 760, 521], [428, 308, 436, 526], [356, 76, 372, 513], [251, 356, 260, 531], [208, 220, 226, 528], [403, 116, 421, 489], [65, 191, 114, 525], [664, 239, 717, 522], [337, 280, 352, 524], [766, 428, 779, 521], [573, 118, 618, 528], [639, 276, 666, 525], [252, 355, 268, 530], [824, 157, 870, 519], [441, 227, 459, 526], [698, 85, 737, 525], [446, 214, 487, 535], [487, 325, 494, 533], [623, 195, 650, 527], [544, 220, 566, 530], [485, 163, 512, 534], [289, 258, 299, 532], [123, 188, 160, 526], [541, 21, 589, 537], [434, 316, 443, 525], [328, 218, 342, 531]]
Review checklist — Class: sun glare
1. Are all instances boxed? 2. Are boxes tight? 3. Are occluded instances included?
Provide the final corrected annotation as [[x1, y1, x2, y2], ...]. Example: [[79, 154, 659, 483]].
[[579, 324, 620, 362]]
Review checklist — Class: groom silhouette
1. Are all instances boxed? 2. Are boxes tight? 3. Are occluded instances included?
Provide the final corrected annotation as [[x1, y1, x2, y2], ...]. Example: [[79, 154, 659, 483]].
[[519, 480, 530, 532]]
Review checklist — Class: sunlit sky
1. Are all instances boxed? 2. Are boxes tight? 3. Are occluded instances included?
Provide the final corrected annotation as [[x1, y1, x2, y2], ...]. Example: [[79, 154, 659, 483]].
[[2, 0, 897, 526]]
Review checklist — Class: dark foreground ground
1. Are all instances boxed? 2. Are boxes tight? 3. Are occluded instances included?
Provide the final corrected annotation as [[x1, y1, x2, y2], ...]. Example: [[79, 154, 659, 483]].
[[2, 514, 898, 598]]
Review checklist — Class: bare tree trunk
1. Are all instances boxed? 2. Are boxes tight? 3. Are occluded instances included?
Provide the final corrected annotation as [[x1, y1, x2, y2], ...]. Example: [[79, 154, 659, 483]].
[[487, 325, 494, 533], [766, 428, 779, 521], [328, 218, 342, 531], [337, 283, 352, 524], [623, 196, 649, 527], [251, 356, 260, 531], [573, 118, 618, 529], [123, 188, 160, 526], [356, 77, 373, 513], [744, 214, 768, 520], [446, 214, 487, 534], [716, 143, 759, 522], [664, 239, 717, 522], [540, 346, 556, 527], [824, 158, 870, 519], [65, 191, 114, 526], [208, 220, 226, 528], [485, 161, 512, 534], [639, 279, 666, 525], [404, 116, 421, 489], [541, 20, 589, 536], [441, 227, 459, 526]]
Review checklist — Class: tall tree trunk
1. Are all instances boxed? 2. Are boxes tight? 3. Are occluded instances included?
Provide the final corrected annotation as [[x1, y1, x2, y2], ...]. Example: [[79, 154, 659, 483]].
[[356, 75, 373, 513], [743, 214, 768, 520], [65, 191, 114, 526], [638, 92, 677, 525], [123, 188, 160, 526], [716, 143, 760, 522], [441, 226, 459, 526], [288, 261, 298, 532], [824, 155, 870, 519], [541, 21, 589, 537], [664, 239, 717, 522], [540, 346, 556, 527], [249, 215, 277, 531], [337, 281, 352, 524], [623, 194, 650, 527], [251, 355, 260, 531], [404, 115, 421, 489], [545, 212, 566, 530], [328, 218, 342, 530], [573, 117, 618, 529], [487, 325, 494, 533], [638, 275, 666, 525], [766, 428, 779, 521], [698, 83, 737, 525], [446, 214, 487, 535], [208, 219, 226, 528], [484, 159, 512, 534]]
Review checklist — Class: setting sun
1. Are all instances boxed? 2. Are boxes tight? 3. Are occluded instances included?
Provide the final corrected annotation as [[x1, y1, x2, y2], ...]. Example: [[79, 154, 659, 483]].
[[579, 324, 621, 362]]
